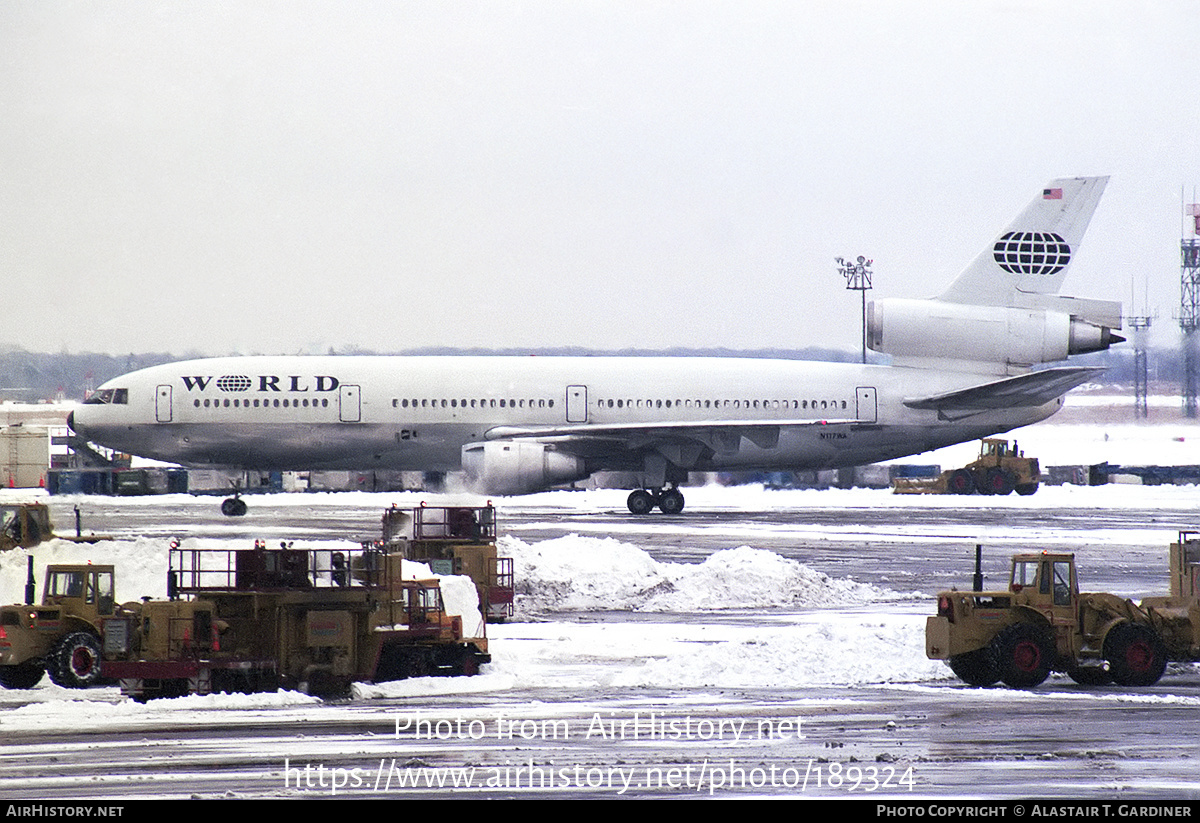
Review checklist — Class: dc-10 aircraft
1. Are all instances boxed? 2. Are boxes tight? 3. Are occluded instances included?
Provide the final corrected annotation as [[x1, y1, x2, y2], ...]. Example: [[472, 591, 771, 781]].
[[70, 177, 1122, 516]]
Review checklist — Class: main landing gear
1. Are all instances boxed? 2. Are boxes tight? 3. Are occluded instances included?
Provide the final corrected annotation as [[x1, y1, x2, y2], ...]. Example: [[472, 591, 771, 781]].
[[626, 487, 685, 515]]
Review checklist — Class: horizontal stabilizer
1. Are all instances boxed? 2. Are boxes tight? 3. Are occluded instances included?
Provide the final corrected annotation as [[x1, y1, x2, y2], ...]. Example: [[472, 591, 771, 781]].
[[903, 366, 1104, 412]]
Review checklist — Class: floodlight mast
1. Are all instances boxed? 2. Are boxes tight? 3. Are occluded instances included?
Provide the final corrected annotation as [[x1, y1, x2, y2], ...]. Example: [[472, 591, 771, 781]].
[[837, 255, 873, 364]]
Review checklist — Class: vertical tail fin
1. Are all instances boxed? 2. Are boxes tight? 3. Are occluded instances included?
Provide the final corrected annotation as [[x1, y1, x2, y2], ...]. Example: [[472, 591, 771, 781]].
[[868, 176, 1121, 374], [939, 176, 1109, 307]]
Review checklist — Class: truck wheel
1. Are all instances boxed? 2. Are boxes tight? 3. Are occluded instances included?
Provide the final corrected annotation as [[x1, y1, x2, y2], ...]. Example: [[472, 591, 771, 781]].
[[947, 470, 975, 495], [1015, 483, 1039, 496], [403, 648, 432, 679], [1104, 623, 1167, 687], [948, 649, 999, 687], [0, 663, 45, 689], [984, 468, 1016, 496], [48, 632, 103, 688], [989, 623, 1052, 688]]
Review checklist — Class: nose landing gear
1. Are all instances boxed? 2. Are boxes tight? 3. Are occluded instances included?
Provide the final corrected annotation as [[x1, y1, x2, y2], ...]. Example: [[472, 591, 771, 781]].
[[220, 493, 248, 517]]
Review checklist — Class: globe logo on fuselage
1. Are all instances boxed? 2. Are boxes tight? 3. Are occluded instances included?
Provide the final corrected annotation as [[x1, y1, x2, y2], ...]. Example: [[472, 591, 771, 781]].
[[216, 375, 253, 392], [992, 231, 1071, 276]]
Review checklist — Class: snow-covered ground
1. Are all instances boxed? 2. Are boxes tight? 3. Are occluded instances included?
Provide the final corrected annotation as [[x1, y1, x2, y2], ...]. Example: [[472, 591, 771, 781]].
[[1, 415, 1199, 798]]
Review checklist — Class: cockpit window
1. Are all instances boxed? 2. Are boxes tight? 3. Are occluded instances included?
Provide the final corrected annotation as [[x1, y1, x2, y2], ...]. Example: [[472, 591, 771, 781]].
[[83, 388, 128, 405]]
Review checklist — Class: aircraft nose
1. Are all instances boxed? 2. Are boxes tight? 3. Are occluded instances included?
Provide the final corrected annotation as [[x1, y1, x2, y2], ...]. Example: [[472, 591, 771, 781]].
[[67, 410, 75, 431]]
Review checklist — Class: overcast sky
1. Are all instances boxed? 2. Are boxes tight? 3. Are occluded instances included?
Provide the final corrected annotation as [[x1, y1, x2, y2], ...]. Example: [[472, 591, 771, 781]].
[[2, 1, 1196, 357]]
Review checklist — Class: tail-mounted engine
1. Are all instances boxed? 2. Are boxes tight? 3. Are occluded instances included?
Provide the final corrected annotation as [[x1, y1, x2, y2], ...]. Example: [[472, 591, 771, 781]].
[[867, 297, 1123, 373]]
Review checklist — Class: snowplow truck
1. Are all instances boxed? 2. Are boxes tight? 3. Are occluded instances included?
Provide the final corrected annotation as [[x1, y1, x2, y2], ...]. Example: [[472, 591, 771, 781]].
[[0, 560, 116, 689], [893, 438, 1039, 496], [926, 534, 1200, 688], [0, 502, 111, 551], [101, 541, 490, 701]]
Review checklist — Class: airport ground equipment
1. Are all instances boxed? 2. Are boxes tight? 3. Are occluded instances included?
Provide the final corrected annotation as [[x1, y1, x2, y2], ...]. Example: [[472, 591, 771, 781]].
[[927, 534, 1200, 688], [99, 540, 489, 701], [0, 502, 111, 551], [892, 438, 1039, 496], [0, 560, 116, 688], [376, 504, 514, 622]]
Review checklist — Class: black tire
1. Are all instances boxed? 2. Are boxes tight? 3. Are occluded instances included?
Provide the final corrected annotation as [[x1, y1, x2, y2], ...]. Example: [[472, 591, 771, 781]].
[[1067, 666, 1112, 686], [220, 498, 247, 517], [627, 490, 655, 515], [306, 669, 350, 698], [984, 468, 1016, 496], [948, 648, 999, 687], [1104, 622, 1167, 687], [0, 663, 44, 689], [1015, 483, 1038, 496], [947, 469, 975, 495], [989, 623, 1053, 688], [402, 648, 432, 679], [657, 489, 685, 515], [460, 649, 481, 677], [47, 632, 103, 688]]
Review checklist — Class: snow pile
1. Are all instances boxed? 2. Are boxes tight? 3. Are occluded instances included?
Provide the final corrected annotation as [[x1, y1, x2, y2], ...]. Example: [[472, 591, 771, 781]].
[[614, 615, 948, 688], [501, 535, 891, 616]]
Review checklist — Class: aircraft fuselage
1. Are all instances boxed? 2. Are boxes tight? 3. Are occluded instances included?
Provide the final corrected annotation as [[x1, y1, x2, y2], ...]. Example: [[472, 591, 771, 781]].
[[71, 354, 1060, 475]]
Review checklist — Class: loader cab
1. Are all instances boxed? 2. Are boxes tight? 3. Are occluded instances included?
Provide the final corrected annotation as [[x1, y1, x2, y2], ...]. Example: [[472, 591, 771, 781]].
[[1010, 554, 1076, 608], [980, 438, 1013, 461], [43, 565, 116, 618]]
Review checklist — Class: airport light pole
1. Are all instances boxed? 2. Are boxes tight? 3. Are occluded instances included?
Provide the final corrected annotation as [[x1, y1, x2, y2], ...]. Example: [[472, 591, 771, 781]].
[[837, 255, 873, 364]]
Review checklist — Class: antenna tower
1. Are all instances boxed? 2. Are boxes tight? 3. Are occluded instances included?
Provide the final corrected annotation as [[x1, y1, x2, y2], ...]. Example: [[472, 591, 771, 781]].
[[1182, 199, 1200, 417]]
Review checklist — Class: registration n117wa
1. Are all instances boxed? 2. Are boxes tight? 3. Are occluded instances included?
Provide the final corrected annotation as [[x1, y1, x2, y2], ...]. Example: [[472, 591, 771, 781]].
[[71, 177, 1122, 515]]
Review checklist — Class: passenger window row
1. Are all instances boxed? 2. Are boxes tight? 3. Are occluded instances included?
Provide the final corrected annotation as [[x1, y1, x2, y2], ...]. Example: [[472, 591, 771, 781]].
[[392, 398, 554, 410], [193, 398, 331, 409]]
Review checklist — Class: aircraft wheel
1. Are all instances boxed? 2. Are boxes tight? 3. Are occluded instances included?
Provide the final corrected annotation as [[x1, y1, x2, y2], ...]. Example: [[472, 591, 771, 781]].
[[627, 490, 655, 515], [48, 632, 103, 689], [221, 497, 248, 517], [989, 623, 1052, 688], [947, 469, 975, 495], [657, 489, 685, 515], [947, 648, 998, 687], [1104, 622, 1167, 687], [984, 468, 1017, 496], [0, 663, 44, 689]]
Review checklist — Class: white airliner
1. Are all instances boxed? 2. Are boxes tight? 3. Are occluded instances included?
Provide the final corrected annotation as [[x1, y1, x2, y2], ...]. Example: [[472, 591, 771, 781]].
[[70, 177, 1122, 515]]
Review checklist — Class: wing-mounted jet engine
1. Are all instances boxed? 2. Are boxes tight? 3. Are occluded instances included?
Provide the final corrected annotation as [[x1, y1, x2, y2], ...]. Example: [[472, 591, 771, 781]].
[[461, 440, 589, 496]]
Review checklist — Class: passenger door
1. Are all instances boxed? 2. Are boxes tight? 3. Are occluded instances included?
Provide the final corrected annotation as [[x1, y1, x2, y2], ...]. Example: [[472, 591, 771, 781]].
[[339, 384, 361, 423], [155, 385, 172, 423]]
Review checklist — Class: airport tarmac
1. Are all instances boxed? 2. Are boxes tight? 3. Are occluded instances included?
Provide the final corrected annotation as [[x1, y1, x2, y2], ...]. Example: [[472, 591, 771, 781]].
[[1, 486, 1199, 800]]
